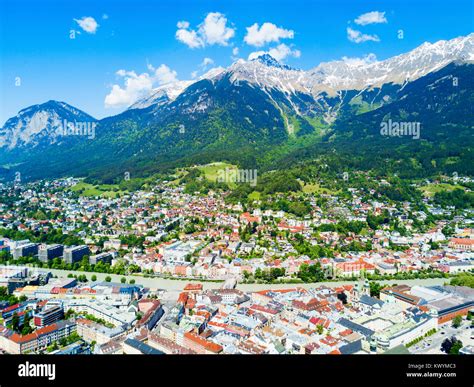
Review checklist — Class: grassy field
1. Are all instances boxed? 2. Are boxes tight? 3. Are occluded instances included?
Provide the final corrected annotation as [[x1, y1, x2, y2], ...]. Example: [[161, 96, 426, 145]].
[[197, 162, 238, 182], [197, 162, 242, 189], [248, 191, 261, 201], [302, 182, 337, 195], [419, 183, 464, 197], [71, 182, 125, 198], [168, 169, 189, 186]]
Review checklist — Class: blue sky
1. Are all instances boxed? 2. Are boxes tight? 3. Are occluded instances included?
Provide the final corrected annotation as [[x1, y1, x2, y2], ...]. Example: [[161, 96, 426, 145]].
[[0, 0, 472, 124]]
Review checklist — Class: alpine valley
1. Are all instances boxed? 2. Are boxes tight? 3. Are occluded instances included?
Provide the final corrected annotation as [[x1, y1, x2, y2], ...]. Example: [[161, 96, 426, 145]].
[[1, 33, 473, 183]]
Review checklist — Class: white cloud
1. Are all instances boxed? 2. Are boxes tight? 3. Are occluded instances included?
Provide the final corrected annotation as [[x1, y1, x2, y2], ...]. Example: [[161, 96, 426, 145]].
[[199, 12, 235, 46], [102, 14, 109, 20], [269, 44, 300, 61], [190, 57, 216, 79], [248, 51, 266, 60], [105, 64, 178, 108], [347, 27, 380, 43], [201, 57, 214, 68], [244, 22, 294, 47], [176, 12, 235, 48], [74, 16, 99, 34], [231, 47, 240, 61], [248, 43, 300, 62], [151, 64, 179, 84], [177, 20, 189, 29], [355, 11, 387, 26], [105, 71, 152, 108], [176, 27, 204, 48]]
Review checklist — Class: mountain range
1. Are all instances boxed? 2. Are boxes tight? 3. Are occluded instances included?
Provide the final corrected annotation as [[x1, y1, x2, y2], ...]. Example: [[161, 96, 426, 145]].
[[1, 33, 473, 182]]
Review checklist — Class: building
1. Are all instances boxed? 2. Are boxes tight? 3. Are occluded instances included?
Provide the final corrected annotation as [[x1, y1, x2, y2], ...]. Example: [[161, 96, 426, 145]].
[[1, 303, 27, 322], [33, 305, 64, 327], [76, 318, 126, 345], [38, 244, 64, 263], [147, 332, 196, 354], [183, 283, 203, 295], [122, 338, 164, 355], [355, 295, 384, 314], [49, 339, 91, 355], [162, 240, 202, 263], [136, 299, 164, 330], [3, 320, 76, 354], [63, 245, 91, 264], [0, 267, 28, 293], [370, 308, 438, 353], [426, 287, 474, 324], [380, 285, 423, 309], [376, 262, 397, 275], [440, 260, 473, 274], [66, 299, 136, 327], [335, 259, 376, 278], [89, 252, 114, 265], [381, 285, 474, 324], [448, 238, 474, 252], [12, 243, 39, 259], [183, 331, 223, 354]]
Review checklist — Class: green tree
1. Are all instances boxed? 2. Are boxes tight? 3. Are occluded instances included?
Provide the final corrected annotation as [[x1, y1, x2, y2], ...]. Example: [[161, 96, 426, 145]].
[[450, 273, 474, 288], [452, 315, 463, 328], [369, 282, 383, 298], [297, 263, 325, 283], [10, 312, 20, 332], [316, 324, 324, 335], [441, 336, 463, 354], [449, 340, 463, 355]]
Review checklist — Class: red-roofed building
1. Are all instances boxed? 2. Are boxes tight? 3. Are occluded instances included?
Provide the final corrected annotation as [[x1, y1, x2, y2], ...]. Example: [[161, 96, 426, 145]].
[[183, 331, 223, 354], [183, 283, 203, 294], [240, 212, 261, 224], [7, 321, 76, 354], [449, 238, 474, 252], [136, 300, 164, 330], [320, 335, 339, 347], [249, 304, 279, 318], [335, 259, 376, 277], [177, 292, 189, 305]]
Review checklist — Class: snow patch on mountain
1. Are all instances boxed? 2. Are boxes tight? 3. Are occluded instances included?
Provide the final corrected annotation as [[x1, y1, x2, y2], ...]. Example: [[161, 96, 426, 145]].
[[129, 67, 226, 110], [0, 101, 96, 149]]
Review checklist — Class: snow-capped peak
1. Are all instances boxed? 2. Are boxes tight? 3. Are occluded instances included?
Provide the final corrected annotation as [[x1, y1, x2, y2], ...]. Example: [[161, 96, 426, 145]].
[[251, 54, 296, 70], [128, 34, 473, 111], [198, 66, 226, 80], [128, 80, 194, 110], [128, 67, 226, 111], [308, 33, 474, 92]]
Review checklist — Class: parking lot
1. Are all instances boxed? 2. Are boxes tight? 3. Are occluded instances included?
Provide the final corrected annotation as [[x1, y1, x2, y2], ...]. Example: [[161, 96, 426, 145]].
[[409, 319, 474, 354]]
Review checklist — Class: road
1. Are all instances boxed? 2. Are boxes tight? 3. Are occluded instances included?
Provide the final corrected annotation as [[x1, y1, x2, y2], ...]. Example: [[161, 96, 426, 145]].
[[10, 265, 449, 293]]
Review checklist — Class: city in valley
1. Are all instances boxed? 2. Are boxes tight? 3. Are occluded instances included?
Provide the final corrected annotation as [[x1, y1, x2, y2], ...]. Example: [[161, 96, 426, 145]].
[[0, 0, 473, 365], [0, 170, 472, 355]]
